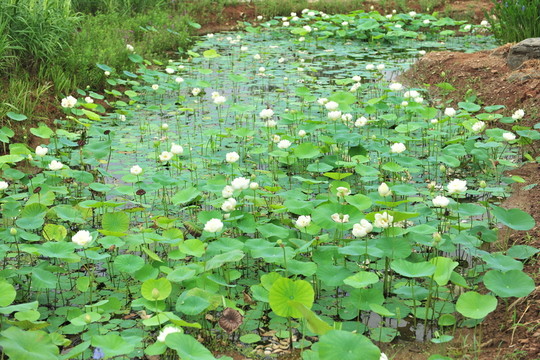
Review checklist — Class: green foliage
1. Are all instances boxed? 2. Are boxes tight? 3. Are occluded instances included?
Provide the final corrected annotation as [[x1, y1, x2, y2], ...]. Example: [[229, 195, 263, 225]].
[[488, 0, 540, 43]]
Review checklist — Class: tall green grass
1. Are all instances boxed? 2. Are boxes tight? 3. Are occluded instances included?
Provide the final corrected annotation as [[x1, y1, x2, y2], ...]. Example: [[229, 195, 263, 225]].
[[488, 0, 540, 43]]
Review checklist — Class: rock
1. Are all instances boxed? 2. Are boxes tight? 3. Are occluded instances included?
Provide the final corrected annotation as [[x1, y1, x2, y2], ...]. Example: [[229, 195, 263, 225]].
[[507, 38, 540, 69]]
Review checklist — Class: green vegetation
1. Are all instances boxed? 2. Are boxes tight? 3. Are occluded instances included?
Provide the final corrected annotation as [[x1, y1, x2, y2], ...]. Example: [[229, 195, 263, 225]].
[[488, 0, 540, 43], [0, 8, 537, 360]]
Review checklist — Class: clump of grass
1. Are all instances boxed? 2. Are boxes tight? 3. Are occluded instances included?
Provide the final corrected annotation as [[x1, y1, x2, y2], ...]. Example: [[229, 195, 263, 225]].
[[487, 0, 540, 43]]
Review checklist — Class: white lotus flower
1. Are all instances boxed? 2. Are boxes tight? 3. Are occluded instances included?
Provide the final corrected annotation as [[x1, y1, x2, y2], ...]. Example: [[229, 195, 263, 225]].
[[325, 101, 339, 111], [317, 98, 328, 105], [35, 146, 48, 157], [204, 218, 224, 233], [157, 326, 182, 342], [213, 95, 226, 105], [171, 144, 184, 155], [331, 213, 350, 223], [48, 160, 63, 171], [192, 88, 201, 96], [471, 121, 485, 132], [352, 219, 373, 237], [355, 117, 368, 127], [249, 182, 259, 190], [253, 53, 261, 60], [225, 152, 240, 163], [503, 132, 516, 141], [365, 64, 375, 70], [390, 142, 406, 154], [126, 44, 134, 52], [444, 107, 456, 117], [377, 64, 385, 70], [432, 195, 450, 207], [152, 84, 159, 91], [298, 129, 307, 137], [0, 181, 8, 191], [512, 109, 525, 120], [259, 108, 274, 119], [296, 215, 311, 228], [265, 120, 277, 128], [447, 179, 467, 194], [72, 230, 92, 246], [374, 212, 393, 228], [221, 198, 237, 212], [328, 111, 342, 121], [159, 151, 173, 162], [130, 165, 143, 175], [277, 140, 291, 149], [175, 77, 184, 83], [389, 83, 403, 91], [336, 187, 351, 197], [222, 185, 234, 198], [61, 96, 77, 108], [231, 177, 250, 190], [378, 182, 392, 197]]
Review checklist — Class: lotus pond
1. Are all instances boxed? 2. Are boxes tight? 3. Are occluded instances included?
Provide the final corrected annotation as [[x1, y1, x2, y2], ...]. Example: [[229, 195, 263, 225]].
[[0, 9, 538, 360]]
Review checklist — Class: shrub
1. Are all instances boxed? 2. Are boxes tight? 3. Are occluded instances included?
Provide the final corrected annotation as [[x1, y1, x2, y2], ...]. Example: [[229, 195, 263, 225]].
[[488, 0, 540, 43]]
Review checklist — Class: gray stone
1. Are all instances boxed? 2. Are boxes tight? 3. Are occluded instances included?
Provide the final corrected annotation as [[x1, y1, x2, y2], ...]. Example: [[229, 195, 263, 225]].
[[507, 38, 540, 69]]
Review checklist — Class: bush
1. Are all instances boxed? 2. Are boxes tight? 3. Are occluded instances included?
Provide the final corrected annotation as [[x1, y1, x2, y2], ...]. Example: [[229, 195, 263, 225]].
[[488, 0, 540, 43], [62, 11, 193, 89]]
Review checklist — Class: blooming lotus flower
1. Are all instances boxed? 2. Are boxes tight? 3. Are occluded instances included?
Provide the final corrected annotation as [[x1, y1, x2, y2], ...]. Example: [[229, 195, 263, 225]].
[[352, 75, 361, 82], [222, 185, 234, 198], [85, 96, 93, 103], [165, 68, 175, 74], [253, 54, 261, 60], [350, 83, 361, 92], [365, 64, 375, 70], [390, 142, 406, 154], [61, 96, 77, 108], [464, 24, 472, 31], [277, 140, 291, 149], [380, 353, 389, 360], [157, 326, 182, 342], [221, 198, 237, 212], [171, 144, 183, 155], [444, 107, 456, 117], [192, 88, 201, 96], [35, 146, 48, 157], [423, 19, 430, 24], [249, 182, 259, 190], [126, 44, 134, 52], [378, 182, 392, 197], [447, 179, 467, 194], [161, 123, 169, 130], [72, 230, 92, 246], [48, 160, 63, 171], [409, 11, 417, 17], [404, 90, 420, 98], [471, 121, 485, 132], [377, 64, 385, 70], [231, 177, 250, 190], [159, 151, 173, 162], [296, 215, 311, 228], [213, 95, 226, 105], [512, 109, 525, 120], [352, 219, 373, 237], [272, 135, 281, 143], [0, 181, 8, 191], [355, 117, 368, 127], [151, 84, 159, 91], [204, 218, 224, 233], [303, 25, 312, 32], [389, 83, 403, 91], [119, 114, 126, 122], [331, 213, 350, 223], [503, 132, 516, 141], [341, 113, 353, 122], [175, 77, 184, 83], [374, 212, 393, 228], [130, 165, 143, 175], [328, 111, 342, 121], [317, 98, 328, 105], [481, 20, 489, 27], [336, 187, 351, 197], [265, 120, 277, 128], [226, 152, 240, 163], [325, 101, 339, 111], [298, 129, 307, 137], [432, 195, 450, 207], [419, 50, 426, 55], [259, 108, 274, 119]]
